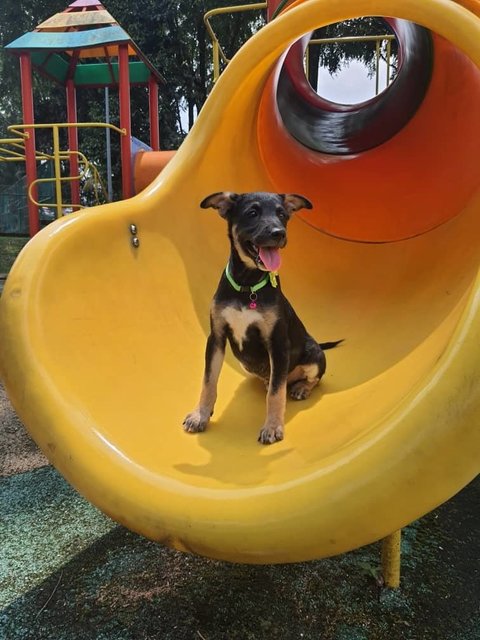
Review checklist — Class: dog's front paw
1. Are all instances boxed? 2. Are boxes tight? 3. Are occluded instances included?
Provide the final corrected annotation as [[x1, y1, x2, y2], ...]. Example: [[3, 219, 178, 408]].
[[258, 424, 284, 445], [183, 410, 209, 434]]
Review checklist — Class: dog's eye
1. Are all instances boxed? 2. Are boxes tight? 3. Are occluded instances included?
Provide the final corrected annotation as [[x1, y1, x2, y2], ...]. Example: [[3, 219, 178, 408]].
[[277, 211, 287, 221], [247, 209, 259, 218]]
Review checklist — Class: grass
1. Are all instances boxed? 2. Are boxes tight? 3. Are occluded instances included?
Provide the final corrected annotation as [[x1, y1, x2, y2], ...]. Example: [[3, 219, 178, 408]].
[[0, 235, 28, 275]]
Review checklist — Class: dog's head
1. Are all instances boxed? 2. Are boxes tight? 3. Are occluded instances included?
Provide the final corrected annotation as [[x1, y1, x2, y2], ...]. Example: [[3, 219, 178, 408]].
[[200, 191, 312, 271]]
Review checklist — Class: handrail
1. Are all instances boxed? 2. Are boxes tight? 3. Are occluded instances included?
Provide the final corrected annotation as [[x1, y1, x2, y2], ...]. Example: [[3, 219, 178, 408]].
[[309, 34, 395, 44], [0, 122, 125, 161], [0, 122, 124, 217], [27, 150, 106, 213], [204, 3, 267, 82], [203, 3, 396, 93], [6, 122, 126, 138]]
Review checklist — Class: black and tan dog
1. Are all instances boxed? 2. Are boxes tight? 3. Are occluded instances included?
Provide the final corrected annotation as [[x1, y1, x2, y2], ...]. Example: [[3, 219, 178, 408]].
[[183, 191, 341, 444]]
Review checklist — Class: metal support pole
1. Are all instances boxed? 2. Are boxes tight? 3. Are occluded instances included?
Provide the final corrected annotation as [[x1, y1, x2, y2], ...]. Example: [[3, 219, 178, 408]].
[[386, 39, 392, 87], [19, 52, 39, 236], [52, 125, 63, 219], [212, 40, 220, 83], [381, 529, 402, 588], [118, 43, 132, 199], [105, 87, 113, 202], [66, 79, 80, 208], [304, 45, 310, 75], [148, 77, 160, 151]]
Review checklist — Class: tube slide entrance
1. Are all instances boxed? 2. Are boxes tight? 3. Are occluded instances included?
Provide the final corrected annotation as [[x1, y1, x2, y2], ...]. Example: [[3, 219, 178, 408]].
[[1, 0, 480, 564]]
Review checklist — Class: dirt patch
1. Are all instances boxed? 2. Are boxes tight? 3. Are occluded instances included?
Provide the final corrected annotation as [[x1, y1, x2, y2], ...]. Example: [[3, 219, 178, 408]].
[[0, 382, 48, 477]]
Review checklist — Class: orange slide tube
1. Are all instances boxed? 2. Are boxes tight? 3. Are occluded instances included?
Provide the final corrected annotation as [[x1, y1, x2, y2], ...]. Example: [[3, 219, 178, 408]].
[[1, 0, 480, 564], [260, 31, 480, 242]]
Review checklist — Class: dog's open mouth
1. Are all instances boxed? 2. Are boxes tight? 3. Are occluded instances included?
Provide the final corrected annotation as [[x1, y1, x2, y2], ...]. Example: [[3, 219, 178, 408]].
[[248, 243, 282, 272]]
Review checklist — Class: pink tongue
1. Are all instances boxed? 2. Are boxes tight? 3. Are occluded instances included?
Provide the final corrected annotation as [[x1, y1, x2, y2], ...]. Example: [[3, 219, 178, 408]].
[[259, 247, 282, 272]]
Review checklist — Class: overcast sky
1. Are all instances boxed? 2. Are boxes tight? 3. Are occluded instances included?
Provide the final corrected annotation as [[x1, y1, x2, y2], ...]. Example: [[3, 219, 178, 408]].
[[317, 58, 390, 104]]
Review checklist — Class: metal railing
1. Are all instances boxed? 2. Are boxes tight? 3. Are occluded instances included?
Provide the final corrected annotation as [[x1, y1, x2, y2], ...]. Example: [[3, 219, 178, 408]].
[[204, 4, 396, 94], [0, 122, 124, 217], [27, 149, 107, 213], [204, 2, 267, 82]]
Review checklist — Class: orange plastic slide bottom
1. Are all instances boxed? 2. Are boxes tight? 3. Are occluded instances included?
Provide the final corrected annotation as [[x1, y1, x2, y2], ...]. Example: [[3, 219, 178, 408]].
[[1, 0, 480, 563]]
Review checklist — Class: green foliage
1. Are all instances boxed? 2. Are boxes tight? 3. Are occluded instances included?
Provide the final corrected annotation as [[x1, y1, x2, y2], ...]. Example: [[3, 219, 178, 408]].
[[308, 18, 398, 91], [0, 236, 28, 273], [0, 1, 66, 129], [0, 0, 262, 200]]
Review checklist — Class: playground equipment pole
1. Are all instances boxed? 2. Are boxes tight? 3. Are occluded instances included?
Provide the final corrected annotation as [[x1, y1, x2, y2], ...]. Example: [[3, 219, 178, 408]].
[[148, 77, 160, 151], [66, 79, 80, 208], [105, 88, 113, 202], [381, 530, 402, 588], [19, 52, 39, 237], [118, 44, 132, 199]]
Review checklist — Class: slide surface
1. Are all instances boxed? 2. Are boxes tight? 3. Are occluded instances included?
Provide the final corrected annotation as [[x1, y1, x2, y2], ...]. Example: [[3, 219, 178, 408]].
[[1, 0, 480, 563]]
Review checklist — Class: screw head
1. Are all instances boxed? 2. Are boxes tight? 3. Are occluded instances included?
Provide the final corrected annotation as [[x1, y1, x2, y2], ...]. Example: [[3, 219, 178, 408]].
[[131, 236, 140, 248], [129, 224, 137, 235]]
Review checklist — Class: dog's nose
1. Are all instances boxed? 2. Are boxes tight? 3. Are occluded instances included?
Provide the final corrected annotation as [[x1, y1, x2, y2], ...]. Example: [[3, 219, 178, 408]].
[[269, 228, 286, 242]]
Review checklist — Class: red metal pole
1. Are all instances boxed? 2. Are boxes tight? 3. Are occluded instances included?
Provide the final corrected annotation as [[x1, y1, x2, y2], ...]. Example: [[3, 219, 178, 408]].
[[118, 43, 132, 199], [148, 76, 160, 151], [19, 52, 39, 236], [267, 0, 279, 20], [66, 79, 80, 208]]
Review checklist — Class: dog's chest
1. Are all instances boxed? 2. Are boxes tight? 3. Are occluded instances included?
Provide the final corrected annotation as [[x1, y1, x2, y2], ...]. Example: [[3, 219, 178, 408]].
[[221, 306, 269, 350]]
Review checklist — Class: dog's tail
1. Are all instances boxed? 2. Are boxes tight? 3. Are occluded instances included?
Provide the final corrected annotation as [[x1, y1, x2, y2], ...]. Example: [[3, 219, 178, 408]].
[[319, 339, 344, 350]]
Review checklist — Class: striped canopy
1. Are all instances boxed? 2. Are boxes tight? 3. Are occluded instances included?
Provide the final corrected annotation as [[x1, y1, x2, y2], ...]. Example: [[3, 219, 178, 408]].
[[5, 0, 165, 88]]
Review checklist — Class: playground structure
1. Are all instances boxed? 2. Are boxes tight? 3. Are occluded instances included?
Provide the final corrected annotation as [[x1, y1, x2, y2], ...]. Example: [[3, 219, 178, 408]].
[[0, 0, 165, 236], [0, 122, 119, 229], [1, 0, 480, 588]]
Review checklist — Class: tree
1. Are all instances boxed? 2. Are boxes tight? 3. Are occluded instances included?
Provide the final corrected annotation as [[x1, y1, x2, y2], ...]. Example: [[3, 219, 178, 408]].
[[307, 18, 398, 92]]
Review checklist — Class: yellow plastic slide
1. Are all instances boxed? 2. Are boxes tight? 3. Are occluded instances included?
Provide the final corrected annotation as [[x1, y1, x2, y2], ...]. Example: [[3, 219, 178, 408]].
[[1, 0, 480, 564]]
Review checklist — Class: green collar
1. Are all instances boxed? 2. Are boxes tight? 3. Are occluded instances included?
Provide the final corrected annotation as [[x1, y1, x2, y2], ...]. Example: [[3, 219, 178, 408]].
[[225, 262, 278, 296], [225, 262, 269, 293]]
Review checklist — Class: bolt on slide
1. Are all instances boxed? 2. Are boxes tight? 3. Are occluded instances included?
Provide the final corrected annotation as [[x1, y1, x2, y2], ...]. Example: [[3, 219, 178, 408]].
[[1, 0, 480, 563]]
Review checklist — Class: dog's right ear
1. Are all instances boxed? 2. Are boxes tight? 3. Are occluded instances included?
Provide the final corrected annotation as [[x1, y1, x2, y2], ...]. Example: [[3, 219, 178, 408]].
[[200, 192, 238, 218]]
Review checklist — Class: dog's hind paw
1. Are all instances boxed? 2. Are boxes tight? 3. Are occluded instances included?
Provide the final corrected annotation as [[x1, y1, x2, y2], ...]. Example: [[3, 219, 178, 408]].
[[183, 411, 209, 433], [258, 424, 284, 445], [288, 379, 317, 401]]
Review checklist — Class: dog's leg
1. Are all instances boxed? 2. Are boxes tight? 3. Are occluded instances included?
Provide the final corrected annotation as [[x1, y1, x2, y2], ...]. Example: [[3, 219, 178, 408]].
[[288, 365, 320, 400], [288, 340, 326, 400], [258, 381, 287, 444], [183, 331, 226, 433], [258, 325, 289, 444]]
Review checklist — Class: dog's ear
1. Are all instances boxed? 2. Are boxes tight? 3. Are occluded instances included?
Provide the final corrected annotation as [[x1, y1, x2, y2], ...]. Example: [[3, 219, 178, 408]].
[[282, 194, 313, 213], [200, 192, 238, 218]]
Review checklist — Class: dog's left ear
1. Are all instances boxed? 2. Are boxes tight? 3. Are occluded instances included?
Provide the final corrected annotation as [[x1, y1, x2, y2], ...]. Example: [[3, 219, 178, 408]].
[[282, 194, 313, 213], [200, 192, 238, 218]]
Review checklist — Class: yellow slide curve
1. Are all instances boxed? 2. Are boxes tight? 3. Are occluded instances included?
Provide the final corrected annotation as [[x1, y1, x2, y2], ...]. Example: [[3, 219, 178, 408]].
[[1, 0, 480, 563]]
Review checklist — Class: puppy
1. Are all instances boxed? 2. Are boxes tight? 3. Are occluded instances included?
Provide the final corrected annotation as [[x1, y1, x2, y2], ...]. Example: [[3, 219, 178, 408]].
[[183, 192, 341, 444]]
